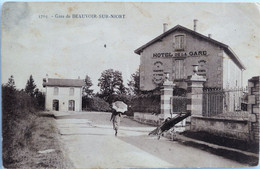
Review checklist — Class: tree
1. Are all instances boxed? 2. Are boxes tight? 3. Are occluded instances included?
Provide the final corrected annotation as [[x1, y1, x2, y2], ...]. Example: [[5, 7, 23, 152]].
[[25, 75, 36, 97], [34, 88, 45, 109], [127, 69, 140, 95], [82, 75, 94, 97], [2, 75, 17, 114], [6, 75, 16, 90], [98, 69, 126, 101]]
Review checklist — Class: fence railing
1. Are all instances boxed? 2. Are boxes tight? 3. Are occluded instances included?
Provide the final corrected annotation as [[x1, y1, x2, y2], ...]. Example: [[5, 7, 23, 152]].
[[202, 87, 248, 117], [171, 96, 188, 114]]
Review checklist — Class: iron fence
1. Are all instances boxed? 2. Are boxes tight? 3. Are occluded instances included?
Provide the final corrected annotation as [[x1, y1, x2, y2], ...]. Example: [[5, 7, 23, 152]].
[[202, 87, 248, 117], [171, 96, 188, 113]]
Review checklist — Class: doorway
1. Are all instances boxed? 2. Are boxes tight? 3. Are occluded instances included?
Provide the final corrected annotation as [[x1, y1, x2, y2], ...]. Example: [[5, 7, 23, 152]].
[[68, 100, 75, 111], [53, 100, 59, 111]]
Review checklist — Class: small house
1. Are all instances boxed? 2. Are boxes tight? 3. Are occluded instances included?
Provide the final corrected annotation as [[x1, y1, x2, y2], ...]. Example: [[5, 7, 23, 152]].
[[43, 77, 85, 112]]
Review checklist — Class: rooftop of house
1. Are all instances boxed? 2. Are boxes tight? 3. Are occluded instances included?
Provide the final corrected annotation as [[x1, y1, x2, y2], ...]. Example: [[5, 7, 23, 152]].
[[134, 24, 245, 70], [43, 78, 85, 87]]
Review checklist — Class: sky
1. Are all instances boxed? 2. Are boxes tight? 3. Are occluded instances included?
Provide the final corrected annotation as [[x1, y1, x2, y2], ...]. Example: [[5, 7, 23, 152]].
[[1, 2, 260, 92]]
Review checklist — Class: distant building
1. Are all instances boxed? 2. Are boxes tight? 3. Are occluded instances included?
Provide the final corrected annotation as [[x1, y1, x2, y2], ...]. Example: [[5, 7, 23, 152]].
[[135, 23, 246, 91], [43, 77, 85, 112]]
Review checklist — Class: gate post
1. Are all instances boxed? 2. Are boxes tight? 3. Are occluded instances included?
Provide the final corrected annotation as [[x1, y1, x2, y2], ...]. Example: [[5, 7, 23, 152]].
[[186, 65, 206, 130], [160, 74, 174, 120]]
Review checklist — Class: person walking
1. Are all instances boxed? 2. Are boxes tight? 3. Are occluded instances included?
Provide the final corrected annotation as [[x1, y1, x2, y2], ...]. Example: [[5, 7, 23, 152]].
[[110, 100, 128, 136], [110, 110, 121, 136]]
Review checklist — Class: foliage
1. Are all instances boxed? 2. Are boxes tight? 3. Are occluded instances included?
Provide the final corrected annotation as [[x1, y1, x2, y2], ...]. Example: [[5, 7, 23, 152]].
[[83, 96, 112, 112], [98, 69, 127, 102], [2, 74, 71, 168], [2, 84, 39, 166], [127, 69, 140, 96], [25, 75, 36, 97], [2, 75, 17, 114], [130, 92, 161, 114], [34, 88, 45, 110], [6, 75, 16, 89], [82, 74, 94, 97], [128, 88, 161, 114], [108, 94, 132, 104]]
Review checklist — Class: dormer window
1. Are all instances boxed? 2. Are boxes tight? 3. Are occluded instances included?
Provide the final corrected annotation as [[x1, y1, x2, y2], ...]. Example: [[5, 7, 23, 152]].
[[174, 34, 185, 51]]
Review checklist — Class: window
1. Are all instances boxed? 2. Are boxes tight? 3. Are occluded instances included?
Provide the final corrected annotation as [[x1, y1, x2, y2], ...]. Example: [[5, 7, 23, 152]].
[[174, 59, 185, 79], [69, 88, 74, 96], [54, 87, 59, 95], [198, 60, 207, 77], [174, 35, 185, 51]]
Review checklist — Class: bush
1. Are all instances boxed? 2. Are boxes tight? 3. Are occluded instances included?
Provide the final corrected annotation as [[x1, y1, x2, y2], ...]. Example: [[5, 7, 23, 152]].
[[130, 93, 160, 114], [83, 96, 112, 112], [2, 85, 39, 166], [108, 94, 131, 104]]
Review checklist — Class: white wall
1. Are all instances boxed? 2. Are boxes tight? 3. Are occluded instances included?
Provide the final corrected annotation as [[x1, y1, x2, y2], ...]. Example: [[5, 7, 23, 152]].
[[223, 52, 243, 89], [45, 86, 82, 112]]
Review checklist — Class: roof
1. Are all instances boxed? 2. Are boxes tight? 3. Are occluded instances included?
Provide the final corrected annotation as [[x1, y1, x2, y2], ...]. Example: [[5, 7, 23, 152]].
[[134, 25, 246, 70], [43, 78, 85, 87]]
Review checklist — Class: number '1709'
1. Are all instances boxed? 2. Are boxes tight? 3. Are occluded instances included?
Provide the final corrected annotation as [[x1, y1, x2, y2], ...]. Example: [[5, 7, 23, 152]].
[[39, 15, 48, 19]]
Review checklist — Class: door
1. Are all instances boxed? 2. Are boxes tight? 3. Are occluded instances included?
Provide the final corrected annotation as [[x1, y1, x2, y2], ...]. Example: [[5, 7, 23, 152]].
[[68, 100, 75, 111], [53, 100, 59, 111]]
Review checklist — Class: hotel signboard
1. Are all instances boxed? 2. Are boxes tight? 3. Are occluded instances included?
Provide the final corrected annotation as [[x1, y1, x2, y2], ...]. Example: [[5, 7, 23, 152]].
[[152, 50, 208, 58]]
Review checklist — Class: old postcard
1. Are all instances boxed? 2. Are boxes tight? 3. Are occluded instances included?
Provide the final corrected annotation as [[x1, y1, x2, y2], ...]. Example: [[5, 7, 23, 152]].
[[1, 2, 260, 168]]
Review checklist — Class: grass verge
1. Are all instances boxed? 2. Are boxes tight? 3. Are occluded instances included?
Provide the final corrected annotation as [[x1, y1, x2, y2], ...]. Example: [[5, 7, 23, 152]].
[[3, 111, 74, 168]]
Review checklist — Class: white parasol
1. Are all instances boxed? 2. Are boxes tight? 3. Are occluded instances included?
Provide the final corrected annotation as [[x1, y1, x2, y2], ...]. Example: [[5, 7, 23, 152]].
[[112, 101, 128, 113]]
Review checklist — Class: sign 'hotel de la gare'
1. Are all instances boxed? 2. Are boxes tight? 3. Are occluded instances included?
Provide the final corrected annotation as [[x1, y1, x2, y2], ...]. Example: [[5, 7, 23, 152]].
[[135, 21, 246, 91]]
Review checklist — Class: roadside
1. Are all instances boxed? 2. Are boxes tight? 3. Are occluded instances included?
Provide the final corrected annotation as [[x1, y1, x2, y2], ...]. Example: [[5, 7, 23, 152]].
[[160, 128, 259, 166], [123, 115, 259, 166], [54, 111, 245, 168], [53, 111, 258, 167], [3, 111, 74, 168]]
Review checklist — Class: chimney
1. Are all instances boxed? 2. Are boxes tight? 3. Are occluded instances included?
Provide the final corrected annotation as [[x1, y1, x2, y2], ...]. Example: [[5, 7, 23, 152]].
[[46, 74, 48, 82], [208, 34, 212, 38], [163, 23, 168, 33], [193, 19, 198, 32]]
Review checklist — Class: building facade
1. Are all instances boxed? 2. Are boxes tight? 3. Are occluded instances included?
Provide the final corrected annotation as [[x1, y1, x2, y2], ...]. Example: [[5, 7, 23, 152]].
[[135, 24, 245, 91], [43, 78, 85, 112]]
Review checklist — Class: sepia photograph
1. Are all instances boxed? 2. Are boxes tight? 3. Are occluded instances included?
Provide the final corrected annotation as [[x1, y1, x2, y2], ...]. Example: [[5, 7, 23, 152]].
[[1, 2, 260, 168]]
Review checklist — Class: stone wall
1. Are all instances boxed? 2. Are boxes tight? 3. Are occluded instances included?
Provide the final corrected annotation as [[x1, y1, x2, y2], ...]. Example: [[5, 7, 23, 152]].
[[248, 76, 260, 143], [189, 76, 260, 143], [133, 112, 161, 126], [190, 116, 250, 141]]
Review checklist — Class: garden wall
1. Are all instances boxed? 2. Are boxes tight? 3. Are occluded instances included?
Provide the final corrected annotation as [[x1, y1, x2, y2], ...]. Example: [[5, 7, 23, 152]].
[[133, 112, 161, 126], [190, 116, 250, 141]]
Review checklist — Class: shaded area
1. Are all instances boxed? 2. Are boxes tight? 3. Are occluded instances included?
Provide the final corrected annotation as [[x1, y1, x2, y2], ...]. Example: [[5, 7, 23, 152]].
[[181, 131, 259, 153], [119, 135, 244, 168], [180, 141, 258, 166]]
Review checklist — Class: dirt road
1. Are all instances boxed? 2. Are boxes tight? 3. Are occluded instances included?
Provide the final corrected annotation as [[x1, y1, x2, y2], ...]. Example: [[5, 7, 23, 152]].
[[55, 111, 246, 168]]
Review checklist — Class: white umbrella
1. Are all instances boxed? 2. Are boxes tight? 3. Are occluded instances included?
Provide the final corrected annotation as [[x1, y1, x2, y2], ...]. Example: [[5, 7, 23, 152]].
[[112, 101, 128, 113]]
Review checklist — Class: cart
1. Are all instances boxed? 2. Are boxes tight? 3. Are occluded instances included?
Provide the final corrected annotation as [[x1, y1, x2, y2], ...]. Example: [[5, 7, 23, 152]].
[[148, 112, 191, 139]]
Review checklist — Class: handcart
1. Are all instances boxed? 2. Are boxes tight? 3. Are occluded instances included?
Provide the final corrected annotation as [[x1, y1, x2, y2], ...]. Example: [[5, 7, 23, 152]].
[[148, 112, 191, 139]]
